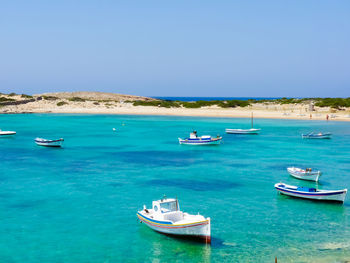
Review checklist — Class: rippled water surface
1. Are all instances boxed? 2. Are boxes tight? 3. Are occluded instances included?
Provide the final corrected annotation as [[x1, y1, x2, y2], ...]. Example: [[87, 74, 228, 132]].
[[0, 114, 349, 262]]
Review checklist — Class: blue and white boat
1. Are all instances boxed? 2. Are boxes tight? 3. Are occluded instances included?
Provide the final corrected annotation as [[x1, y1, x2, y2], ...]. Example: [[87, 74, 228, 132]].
[[178, 131, 222, 145], [137, 196, 211, 243], [302, 132, 331, 139], [35, 137, 64, 147], [275, 183, 347, 203]]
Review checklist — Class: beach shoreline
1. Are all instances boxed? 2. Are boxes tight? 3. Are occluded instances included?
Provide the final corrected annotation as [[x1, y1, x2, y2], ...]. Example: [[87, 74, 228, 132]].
[[1, 92, 350, 121], [2, 107, 350, 122]]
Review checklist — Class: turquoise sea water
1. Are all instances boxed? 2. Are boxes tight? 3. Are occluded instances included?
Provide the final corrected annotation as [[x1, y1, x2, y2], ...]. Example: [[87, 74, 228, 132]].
[[1, 114, 350, 263]]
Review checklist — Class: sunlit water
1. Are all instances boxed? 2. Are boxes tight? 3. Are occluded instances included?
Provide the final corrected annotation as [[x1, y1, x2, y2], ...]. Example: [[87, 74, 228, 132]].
[[0, 114, 349, 262]]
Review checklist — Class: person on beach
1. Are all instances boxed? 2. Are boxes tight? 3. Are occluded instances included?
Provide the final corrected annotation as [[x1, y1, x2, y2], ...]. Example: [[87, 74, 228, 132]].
[[326, 114, 329, 121]]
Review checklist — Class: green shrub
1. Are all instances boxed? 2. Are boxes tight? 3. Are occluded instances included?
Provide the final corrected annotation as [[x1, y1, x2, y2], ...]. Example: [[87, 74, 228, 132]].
[[0, 97, 15, 102], [133, 100, 180, 108], [8, 93, 16, 96], [43, 96, 58, 100], [218, 100, 250, 108], [68, 97, 85, 102], [21, 94, 33, 99], [314, 98, 350, 109], [57, 101, 68, 106]]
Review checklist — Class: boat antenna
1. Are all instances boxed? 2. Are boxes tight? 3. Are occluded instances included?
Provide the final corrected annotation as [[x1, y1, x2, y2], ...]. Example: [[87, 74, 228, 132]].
[[162, 194, 167, 201]]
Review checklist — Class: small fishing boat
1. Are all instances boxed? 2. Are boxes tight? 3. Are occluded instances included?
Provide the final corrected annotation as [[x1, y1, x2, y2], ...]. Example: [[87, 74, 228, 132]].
[[178, 131, 222, 145], [275, 183, 347, 202], [0, 129, 16, 136], [35, 137, 64, 147], [226, 113, 260, 134], [137, 196, 211, 243], [287, 167, 321, 182], [225, 128, 261, 134], [302, 132, 331, 139]]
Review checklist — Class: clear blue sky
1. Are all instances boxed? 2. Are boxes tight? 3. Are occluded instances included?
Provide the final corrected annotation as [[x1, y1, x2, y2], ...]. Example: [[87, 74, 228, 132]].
[[1, 0, 349, 97]]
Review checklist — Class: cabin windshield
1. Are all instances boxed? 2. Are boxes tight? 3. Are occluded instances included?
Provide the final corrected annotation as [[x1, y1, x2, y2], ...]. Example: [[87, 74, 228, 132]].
[[160, 201, 178, 213]]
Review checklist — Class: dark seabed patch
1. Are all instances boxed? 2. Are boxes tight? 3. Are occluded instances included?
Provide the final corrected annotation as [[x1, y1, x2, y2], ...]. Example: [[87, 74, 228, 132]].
[[9, 199, 46, 209], [144, 179, 240, 191], [109, 182, 123, 188], [228, 162, 250, 168], [63, 160, 97, 174], [115, 150, 214, 167]]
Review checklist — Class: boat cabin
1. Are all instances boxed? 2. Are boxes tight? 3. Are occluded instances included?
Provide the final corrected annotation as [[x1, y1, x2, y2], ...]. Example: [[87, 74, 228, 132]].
[[151, 198, 184, 223], [190, 131, 198, 139], [152, 198, 180, 214]]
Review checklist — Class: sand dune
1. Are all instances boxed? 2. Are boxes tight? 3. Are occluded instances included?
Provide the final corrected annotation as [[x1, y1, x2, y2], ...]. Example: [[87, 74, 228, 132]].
[[1, 92, 350, 121]]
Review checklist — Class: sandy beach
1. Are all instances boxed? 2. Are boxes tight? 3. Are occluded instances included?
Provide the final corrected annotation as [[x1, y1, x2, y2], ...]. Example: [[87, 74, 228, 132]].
[[1, 92, 350, 121]]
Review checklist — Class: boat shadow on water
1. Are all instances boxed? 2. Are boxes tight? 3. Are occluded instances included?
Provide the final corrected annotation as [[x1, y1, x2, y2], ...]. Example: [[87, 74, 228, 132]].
[[277, 193, 346, 206], [138, 224, 227, 248], [0, 136, 16, 140]]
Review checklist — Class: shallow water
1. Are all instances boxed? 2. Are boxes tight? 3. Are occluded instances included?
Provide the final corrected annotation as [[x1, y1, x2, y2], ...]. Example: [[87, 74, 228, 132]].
[[0, 114, 349, 262]]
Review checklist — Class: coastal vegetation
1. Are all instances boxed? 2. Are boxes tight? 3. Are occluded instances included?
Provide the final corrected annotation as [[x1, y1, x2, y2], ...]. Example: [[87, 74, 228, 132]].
[[314, 98, 350, 109], [21, 94, 33, 99], [43, 96, 59, 100], [132, 99, 250, 108], [57, 101, 68, 106], [68, 97, 86, 102], [0, 97, 16, 103], [133, 97, 350, 109]]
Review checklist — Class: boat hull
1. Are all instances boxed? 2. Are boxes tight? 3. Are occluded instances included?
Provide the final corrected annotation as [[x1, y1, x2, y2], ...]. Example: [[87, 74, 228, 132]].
[[35, 138, 64, 147], [225, 129, 260, 134], [302, 134, 331, 139], [287, 168, 321, 182], [137, 212, 211, 243], [275, 184, 347, 202], [0, 131, 16, 136], [35, 142, 62, 147], [178, 137, 222, 145]]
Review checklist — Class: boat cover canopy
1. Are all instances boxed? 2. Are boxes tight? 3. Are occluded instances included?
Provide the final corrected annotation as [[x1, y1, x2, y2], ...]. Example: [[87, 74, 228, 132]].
[[297, 187, 317, 192]]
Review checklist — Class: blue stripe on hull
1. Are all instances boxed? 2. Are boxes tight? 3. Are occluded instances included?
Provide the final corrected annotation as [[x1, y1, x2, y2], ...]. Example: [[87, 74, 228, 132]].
[[276, 187, 345, 196]]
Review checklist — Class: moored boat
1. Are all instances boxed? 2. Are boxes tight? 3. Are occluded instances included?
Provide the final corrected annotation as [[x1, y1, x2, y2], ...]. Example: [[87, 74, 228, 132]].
[[35, 137, 64, 147], [287, 167, 321, 182], [275, 183, 347, 202], [0, 129, 16, 136], [302, 132, 331, 139], [178, 131, 222, 145], [225, 128, 260, 134], [226, 113, 260, 134], [137, 196, 211, 243]]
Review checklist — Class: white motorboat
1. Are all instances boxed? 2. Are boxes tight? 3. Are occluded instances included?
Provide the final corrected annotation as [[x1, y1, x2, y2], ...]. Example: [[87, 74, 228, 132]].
[[225, 128, 261, 134], [226, 113, 260, 134], [137, 196, 211, 243], [302, 132, 331, 139], [35, 137, 64, 147], [0, 129, 16, 136], [275, 183, 347, 203], [287, 167, 321, 182], [178, 131, 222, 145]]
